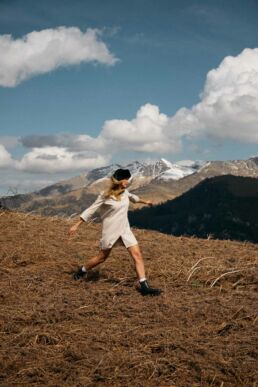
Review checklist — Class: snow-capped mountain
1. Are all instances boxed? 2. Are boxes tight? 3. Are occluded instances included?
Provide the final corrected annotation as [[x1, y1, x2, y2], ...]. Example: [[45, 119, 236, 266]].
[[87, 158, 207, 188], [156, 159, 208, 181], [87, 159, 170, 182]]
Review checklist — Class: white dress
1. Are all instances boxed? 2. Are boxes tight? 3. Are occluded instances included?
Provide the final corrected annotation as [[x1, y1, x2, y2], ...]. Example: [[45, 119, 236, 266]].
[[80, 188, 141, 250]]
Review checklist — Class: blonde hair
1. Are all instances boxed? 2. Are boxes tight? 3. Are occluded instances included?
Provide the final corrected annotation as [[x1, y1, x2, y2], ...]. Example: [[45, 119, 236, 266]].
[[103, 176, 126, 201]]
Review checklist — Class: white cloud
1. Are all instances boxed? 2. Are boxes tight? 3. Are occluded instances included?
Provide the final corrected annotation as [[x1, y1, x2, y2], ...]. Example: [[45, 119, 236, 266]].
[[71, 134, 108, 151], [98, 47, 258, 151], [17, 146, 111, 173], [0, 144, 15, 168], [101, 104, 182, 153], [0, 27, 118, 87], [165, 47, 258, 143], [19, 104, 182, 157]]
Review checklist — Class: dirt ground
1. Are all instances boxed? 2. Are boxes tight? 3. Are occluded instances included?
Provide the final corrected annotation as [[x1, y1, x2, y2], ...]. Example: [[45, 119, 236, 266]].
[[0, 210, 257, 386]]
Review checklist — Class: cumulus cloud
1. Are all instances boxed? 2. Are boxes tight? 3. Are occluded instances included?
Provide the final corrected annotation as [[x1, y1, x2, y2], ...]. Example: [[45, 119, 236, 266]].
[[18, 102, 197, 157], [0, 27, 118, 87], [165, 47, 258, 144], [0, 144, 15, 168], [99, 47, 258, 149], [89, 48, 258, 152], [17, 146, 111, 173], [101, 104, 182, 153]]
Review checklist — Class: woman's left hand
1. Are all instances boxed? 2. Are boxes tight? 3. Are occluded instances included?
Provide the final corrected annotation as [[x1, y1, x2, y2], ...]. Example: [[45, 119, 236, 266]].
[[145, 200, 154, 206]]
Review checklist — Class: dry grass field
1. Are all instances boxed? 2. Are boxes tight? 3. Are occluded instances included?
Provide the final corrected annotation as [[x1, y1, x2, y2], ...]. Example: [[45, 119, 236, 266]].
[[0, 209, 257, 386]]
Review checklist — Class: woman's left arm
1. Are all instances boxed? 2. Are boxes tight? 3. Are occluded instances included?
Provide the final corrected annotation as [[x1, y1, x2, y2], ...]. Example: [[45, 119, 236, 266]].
[[138, 198, 154, 206], [127, 191, 154, 207]]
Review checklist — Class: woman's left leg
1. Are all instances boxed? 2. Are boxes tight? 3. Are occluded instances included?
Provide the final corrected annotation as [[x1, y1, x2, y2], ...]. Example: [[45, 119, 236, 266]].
[[127, 243, 146, 279], [127, 243, 162, 296]]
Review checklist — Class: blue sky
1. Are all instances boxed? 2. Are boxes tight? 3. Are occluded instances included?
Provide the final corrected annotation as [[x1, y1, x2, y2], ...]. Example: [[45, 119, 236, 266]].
[[0, 0, 258, 195]]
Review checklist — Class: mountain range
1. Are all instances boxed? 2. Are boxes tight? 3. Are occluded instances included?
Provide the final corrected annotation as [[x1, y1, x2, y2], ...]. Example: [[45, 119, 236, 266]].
[[1, 156, 258, 218]]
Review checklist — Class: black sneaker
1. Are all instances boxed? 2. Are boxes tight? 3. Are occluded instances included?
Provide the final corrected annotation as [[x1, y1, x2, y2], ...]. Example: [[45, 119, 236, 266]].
[[73, 267, 87, 280], [138, 280, 162, 296]]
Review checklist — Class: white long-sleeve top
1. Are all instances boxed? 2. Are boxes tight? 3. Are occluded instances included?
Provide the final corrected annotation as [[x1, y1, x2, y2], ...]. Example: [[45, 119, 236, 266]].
[[80, 188, 141, 249]]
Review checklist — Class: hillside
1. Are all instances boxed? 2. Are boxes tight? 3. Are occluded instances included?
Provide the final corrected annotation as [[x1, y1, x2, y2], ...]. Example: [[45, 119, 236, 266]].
[[130, 175, 258, 243], [0, 210, 257, 386]]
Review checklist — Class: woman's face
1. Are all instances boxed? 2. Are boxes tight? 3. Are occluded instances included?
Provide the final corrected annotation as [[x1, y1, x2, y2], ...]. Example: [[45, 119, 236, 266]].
[[119, 178, 129, 188]]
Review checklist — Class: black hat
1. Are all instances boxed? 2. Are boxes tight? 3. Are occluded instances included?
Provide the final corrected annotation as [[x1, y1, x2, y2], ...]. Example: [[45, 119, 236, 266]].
[[112, 168, 131, 181]]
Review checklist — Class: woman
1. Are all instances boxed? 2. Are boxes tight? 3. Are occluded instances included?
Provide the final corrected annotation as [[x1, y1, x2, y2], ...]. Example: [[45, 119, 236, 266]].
[[69, 168, 161, 296]]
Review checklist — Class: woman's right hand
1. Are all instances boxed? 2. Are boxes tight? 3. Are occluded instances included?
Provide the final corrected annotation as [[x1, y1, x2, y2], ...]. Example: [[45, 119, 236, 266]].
[[68, 219, 84, 239], [68, 224, 79, 237]]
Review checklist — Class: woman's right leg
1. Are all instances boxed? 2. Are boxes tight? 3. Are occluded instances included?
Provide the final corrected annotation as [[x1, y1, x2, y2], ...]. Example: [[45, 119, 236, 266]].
[[73, 248, 112, 280], [84, 247, 112, 270]]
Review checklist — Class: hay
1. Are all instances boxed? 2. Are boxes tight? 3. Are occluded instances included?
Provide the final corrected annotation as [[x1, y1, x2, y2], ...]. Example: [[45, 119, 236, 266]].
[[0, 210, 257, 386]]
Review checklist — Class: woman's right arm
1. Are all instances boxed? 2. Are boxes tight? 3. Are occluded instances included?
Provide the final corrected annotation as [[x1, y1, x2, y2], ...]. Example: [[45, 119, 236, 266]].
[[68, 192, 105, 236], [68, 218, 84, 236]]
